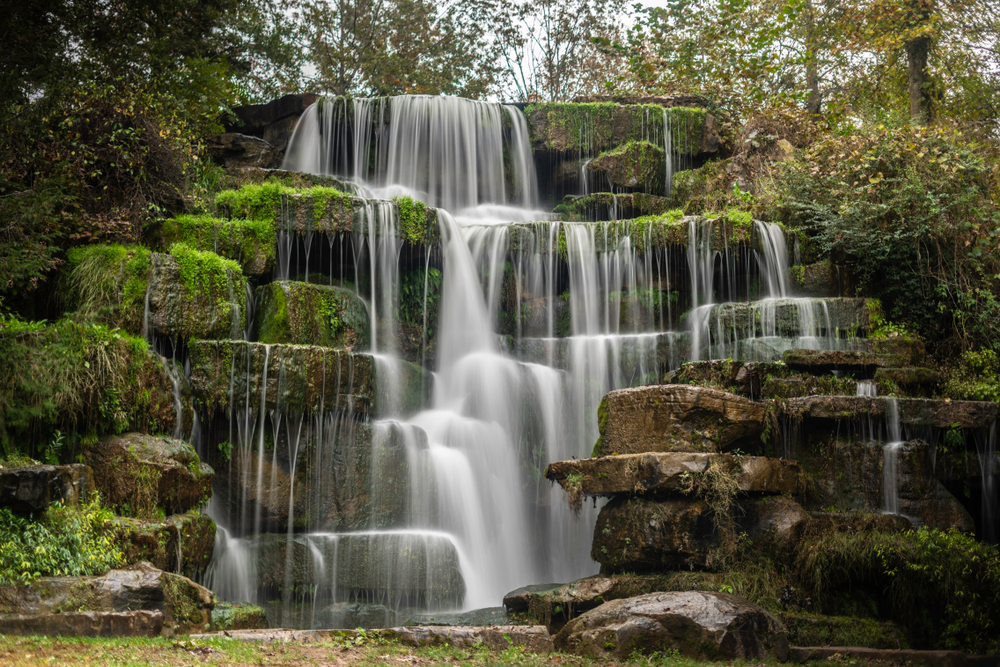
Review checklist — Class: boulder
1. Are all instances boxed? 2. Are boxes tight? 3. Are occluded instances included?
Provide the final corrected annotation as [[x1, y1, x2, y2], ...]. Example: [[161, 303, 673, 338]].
[[592, 497, 718, 570], [894, 441, 975, 532], [227, 93, 319, 133], [874, 367, 941, 393], [0, 562, 213, 636], [789, 262, 850, 298], [116, 511, 216, 579], [87, 434, 213, 515], [666, 360, 786, 398], [594, 385, 766, 456], [205, 133, 281, 169], [0, 464, 94, 514], [0, 610, 163, 637], [255, 281, 370, 350], [146, 251, 248, 341], [210, 602, 268, 631], [546, 453, 804, 498], [554, 591, 788, 660], [588, 141, 666, 194]]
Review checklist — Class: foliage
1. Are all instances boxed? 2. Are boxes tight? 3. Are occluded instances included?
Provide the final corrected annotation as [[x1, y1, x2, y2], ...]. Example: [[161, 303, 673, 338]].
[[779, 121, 1000, 352], [0, 316, 172, 456], [942, 349, 1000, 401], [0, 500, 124, 585], [303, 0, 502, 98], [65, 245, 152, 333], [398, 267, 443, 339], [161, 215, 275, 274], [796, 527, 1000, 653], [393, 195, 430, 245]]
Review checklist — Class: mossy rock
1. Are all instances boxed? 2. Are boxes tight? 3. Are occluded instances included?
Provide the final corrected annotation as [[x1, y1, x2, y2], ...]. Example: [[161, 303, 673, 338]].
[[115, 511, 216, 580], [255, 281, 369, 350], [563, 192, 675, 221], [160, 215, 275, 275], [588, 141, 666, 195], [210, 602, 268, 631], [87, 434, 213, 516], [778, 612, 909, 649]]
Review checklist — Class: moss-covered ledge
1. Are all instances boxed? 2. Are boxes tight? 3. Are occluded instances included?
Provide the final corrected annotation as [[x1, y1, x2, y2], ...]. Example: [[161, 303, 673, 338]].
[[160, 215, 275, 275], [255, 281, 369, 349]]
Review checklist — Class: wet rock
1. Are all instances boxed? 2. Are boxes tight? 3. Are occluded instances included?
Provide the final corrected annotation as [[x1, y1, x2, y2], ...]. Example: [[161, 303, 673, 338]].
[[565, 193, 673, 222], [739, 496, 811, 552], [206, 133, 282, 169], [802, 511, 912, 538], [116, 512, 216, 579], [277, 192, 440, 244], [0, 562, 213, 636], [595, 385, 766, 456], [188, 341, 430, 420], [316, 602, 394, 629], [783, 349, 891, 374], [212, 420, 416, 534], [0, 610, 163, 637], [554, 591, 788, 660], [588, 141, 666, 194], [843, 336, 927, 366], [0, 464, 94, 514], [546, 453, 804, 497], [210, 602, 268, 631], [146, 252, 248, 341], [794, 441, 884, 511], [513, 332, 684, 375], [227, 93, 319, 133], [241, 531, 465, 608], [255, 281, 370, 350], [782, 396, 999, 430], [789, 262, 850, 298], [592, 497, 718, 570], [87, 434, 213, 515], [895, 441, 975, 532], [693, 298, 872, 343], [666, 360, 785, 397]]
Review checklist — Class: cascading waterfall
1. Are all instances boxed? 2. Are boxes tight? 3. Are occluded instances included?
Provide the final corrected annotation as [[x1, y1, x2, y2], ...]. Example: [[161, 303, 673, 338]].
[[882, 397, 904, 516]]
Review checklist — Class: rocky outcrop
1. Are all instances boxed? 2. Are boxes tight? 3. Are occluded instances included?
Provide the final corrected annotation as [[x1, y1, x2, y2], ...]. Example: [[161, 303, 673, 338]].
[[116, 512, 217, 579], [554, 591, 788, 660], [225, 93, 319, 154], [0, 464, 94, 514], [588, 141, 666, 194], [0, 562, 213, 636], [782, 396, 999, 430], [146, 251, 248, 341], [789, 262, 851, 298], [255, 281, 370, 350], [594, 385, 766, 455], [546, 453, 803, 497], [783, 349, 892, 374], [592, 497, 718, 570], [87, 434, 213, 515], [0, 610, 163, 637], [205, 133, 282, 169]]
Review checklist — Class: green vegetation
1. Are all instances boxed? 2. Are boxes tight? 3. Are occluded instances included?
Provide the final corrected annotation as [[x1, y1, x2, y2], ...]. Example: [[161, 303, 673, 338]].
[[394, 195, 432, 245], [214, 182, 353, 225], [0, 316, 175, 455], [65, 245, 152, 333], [161, 215, 276, 275], [942, 349, 1000, 401], [0, 500, 124, 585]]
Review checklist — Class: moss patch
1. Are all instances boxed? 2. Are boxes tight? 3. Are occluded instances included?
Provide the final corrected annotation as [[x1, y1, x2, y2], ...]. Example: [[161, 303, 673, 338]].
[[255, 281, 370, 350], [65, 244, 152, 334], [161, 215, 275, 275]]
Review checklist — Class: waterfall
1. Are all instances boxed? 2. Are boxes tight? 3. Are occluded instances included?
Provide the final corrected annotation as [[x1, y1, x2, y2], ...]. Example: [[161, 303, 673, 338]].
[[882, 397, 903, 516]]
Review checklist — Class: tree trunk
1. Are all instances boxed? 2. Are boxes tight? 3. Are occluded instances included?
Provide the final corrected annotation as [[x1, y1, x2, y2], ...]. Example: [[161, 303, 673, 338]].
[[905, 0, 933, 124], [804, 0, 822, 116]]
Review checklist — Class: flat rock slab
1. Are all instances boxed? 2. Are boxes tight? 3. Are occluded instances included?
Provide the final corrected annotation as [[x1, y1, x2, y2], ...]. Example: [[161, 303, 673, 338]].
[[783, 349, 892, 373], [789, 647, 1000, 667], [193, 625, 554, 653], [546, 453, 803, 497], [595, 385, 765, 455], [554, 591, 788, 660], [782, 396, 999, 429], [0, 562, 214, 636], [0, 610, 163, 637], [0, 464, 94, 514]]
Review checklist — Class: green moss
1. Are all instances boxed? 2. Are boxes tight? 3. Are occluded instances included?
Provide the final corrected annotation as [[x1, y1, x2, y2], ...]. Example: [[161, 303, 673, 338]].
[[66, 244, 151, 332], [215, 183, 353, 226], [161, 215, 275, 274], [393, 195, 430, 245]]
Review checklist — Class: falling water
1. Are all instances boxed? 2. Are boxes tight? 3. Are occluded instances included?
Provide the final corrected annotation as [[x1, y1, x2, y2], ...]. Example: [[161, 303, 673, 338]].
[[882, 398, 904, 515]]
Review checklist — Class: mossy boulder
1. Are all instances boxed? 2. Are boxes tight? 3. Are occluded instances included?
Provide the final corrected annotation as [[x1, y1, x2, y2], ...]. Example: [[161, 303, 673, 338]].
[[115, 511, 216, 580], [210, 602, 268, 631], [146, 249, 248, 341], [783, 349, 893, 374], [160, 215, 275, 275], [874, 367, 941, 394], [789, 261, 851, 298], [588, 141, 666, 194], [0, 562, 213, 636], [666, 359, 790, 397], [594, 385, 766, 456], [255, 281, 369, 350], [778, 613, 909, 649], [87, 434, 213, 515], [563, 193, 675, 221]]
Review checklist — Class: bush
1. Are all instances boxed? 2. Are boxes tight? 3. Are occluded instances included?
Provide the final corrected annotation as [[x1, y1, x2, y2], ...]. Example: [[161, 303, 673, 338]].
[[942, 349, 1000, 401], [0, 500, 124, 585]]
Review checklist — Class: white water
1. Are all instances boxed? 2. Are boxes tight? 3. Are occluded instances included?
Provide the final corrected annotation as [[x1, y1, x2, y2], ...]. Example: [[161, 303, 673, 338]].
[[882, 397, 904, 515]]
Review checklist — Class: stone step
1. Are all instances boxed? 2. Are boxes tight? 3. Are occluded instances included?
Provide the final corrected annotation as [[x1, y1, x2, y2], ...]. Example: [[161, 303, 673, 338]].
[[594, 385, 765, 456], [0, 610, 163, 637], [255, 281, 369, 350], [545, 452, 803, 497], [782, 396, 999, 429]]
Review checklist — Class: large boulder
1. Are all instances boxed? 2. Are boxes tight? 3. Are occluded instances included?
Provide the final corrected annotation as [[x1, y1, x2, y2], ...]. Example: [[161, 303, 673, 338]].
[[554, 591, 788, 660], [0, 562, 213, 636], [255, 281, 370, 350], [894, 440, 975, 532], [205, 133, 281, 169], [87, 434, 213, 515], [115, 511, 217, 579], [588, 141, 666, 194], [592, 497, 718, 570], [594, 385, 766, 456], [546, 453, 803, 498], [146, 251, 248, 341], [0, 464, 94, 514]]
